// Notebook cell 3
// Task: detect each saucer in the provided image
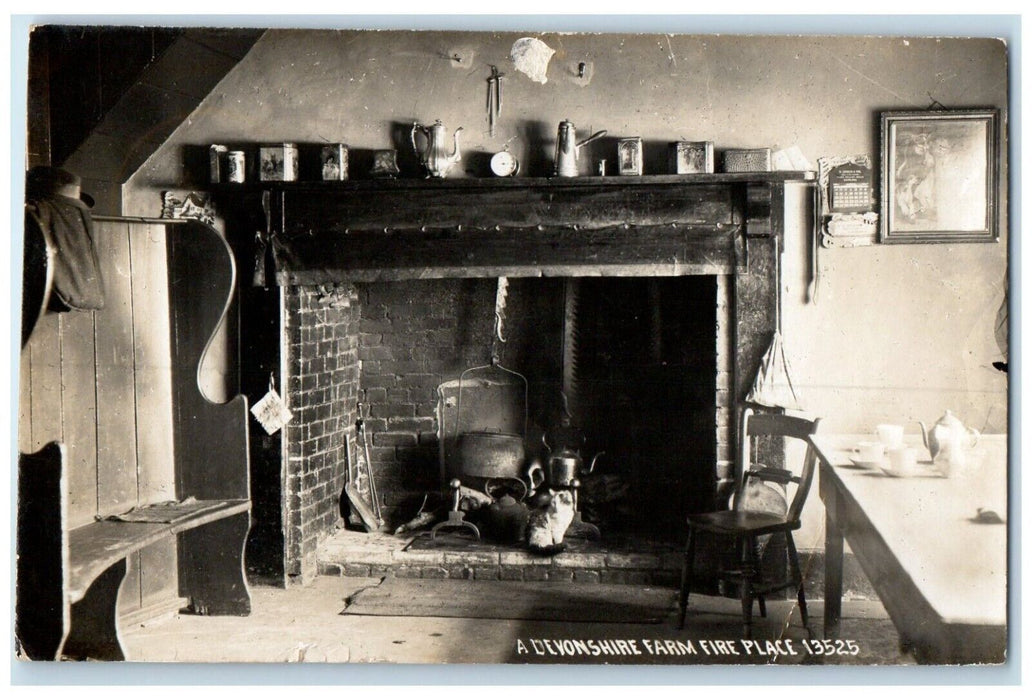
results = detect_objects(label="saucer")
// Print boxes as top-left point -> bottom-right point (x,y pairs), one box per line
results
878,462 -> 940,478
848,457 -> 884,470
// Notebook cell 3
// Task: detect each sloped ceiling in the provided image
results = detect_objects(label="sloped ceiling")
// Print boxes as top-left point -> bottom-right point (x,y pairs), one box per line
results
32,25 -> 265,213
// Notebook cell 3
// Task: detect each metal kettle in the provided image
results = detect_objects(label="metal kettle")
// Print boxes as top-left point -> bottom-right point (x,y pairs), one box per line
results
919,410 -> 980,476
554,120 -> 607,177
534,432 -> 603,488
411,119 -> 463,178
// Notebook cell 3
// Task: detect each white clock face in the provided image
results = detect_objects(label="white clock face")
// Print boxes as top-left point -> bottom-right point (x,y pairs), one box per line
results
490,151 -> 519,176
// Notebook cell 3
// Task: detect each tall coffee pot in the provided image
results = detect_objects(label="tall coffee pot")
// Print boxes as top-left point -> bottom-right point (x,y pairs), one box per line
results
554,120 -> 606,177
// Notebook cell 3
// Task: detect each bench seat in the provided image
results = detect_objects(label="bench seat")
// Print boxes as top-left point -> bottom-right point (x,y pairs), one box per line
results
68,500 -> 250,602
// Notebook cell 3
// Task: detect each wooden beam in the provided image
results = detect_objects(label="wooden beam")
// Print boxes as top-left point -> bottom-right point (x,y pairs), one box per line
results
212,173 -> 814,282
274,224 -> 739,284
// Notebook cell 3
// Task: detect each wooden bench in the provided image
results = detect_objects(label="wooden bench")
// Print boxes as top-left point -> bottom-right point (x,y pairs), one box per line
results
17,216 -> 252,661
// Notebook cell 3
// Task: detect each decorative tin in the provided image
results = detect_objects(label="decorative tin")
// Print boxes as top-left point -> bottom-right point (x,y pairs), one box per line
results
370,149 -> 400,178
259,143 -> 299,181
671,141 -> 714,174
321,144 -> 349,181
209,144 -> 228,182
723,148 -> 773,173
617,137 -> 644,176
226,151 -> 246,183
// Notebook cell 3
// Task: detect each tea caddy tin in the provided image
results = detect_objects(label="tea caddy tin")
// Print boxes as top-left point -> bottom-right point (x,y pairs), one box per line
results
723,148 -> 772,173
321,144 -> 349,181
209,144 -> 228,182
617,137 -> 644,176
226,151 -> 246,183
260,143 -> 299,182
671,141 -> 714,174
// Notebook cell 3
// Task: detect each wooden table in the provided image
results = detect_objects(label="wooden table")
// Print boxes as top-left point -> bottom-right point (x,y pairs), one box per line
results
815,434 -> 1008,664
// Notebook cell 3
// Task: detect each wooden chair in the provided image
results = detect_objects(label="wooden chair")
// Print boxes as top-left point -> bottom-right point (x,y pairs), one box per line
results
678,408 -> 821,638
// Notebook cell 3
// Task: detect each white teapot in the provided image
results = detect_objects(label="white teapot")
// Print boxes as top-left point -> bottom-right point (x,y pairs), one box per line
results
919,410 -> 980,477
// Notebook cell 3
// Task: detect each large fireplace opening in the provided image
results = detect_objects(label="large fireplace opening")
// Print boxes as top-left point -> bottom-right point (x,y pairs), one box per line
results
561,277 -> 717,536
225,174 -> 793,583
355,275 -> 722,544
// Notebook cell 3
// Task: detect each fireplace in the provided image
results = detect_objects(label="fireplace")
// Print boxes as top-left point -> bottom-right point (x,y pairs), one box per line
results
354,274 -> 724,535
219,173 -> 808,584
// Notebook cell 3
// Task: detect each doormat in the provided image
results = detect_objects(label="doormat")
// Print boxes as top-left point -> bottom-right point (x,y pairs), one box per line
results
341,577 -> 677,623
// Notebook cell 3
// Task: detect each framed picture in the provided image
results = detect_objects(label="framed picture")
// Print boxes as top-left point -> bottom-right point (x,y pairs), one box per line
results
880,109 -> 999,243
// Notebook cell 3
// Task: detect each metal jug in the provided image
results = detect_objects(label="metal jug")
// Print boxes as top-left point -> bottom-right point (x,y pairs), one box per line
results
554,120 -> 606,177
411,120 -> 462,178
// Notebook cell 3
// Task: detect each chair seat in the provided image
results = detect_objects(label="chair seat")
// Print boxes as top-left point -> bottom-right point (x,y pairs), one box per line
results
687,509 -> 800,536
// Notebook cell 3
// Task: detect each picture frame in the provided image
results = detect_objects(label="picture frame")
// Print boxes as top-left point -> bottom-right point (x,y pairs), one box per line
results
880,109 -> 999,243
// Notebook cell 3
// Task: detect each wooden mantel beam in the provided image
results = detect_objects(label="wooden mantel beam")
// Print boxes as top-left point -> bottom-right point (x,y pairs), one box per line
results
214,172 -> 813,282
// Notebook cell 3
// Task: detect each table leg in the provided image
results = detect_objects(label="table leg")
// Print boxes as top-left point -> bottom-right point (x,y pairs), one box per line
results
824,510 -> 844,640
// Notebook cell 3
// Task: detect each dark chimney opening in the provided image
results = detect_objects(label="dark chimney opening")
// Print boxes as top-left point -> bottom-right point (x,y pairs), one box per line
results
353,276 -> 720,541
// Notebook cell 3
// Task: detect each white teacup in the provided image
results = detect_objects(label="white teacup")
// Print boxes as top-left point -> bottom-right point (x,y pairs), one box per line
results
886,446 -> 918,477
876,424 -> 905,448
856,441 -> 885,463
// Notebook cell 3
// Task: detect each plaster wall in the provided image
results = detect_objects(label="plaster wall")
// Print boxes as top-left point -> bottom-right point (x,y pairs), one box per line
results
123,29 -> 1009,552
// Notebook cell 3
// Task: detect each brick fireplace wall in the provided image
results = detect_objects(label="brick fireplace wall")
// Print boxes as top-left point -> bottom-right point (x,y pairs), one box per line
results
281,284 -> 361,582
357,279 -> 498,513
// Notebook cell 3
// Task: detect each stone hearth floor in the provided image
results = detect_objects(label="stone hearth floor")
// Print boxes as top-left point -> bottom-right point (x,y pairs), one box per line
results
318,527 -> 684,586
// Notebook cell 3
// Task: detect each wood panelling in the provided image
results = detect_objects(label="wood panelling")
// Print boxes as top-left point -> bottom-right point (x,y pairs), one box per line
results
130,223 -> 176,502
60,310 -> 99,529
18,218 -> 177,617
28,312 -> 63,451
93,220 -> 141,516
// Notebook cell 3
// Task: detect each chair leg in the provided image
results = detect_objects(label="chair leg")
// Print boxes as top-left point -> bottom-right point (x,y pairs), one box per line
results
678,528 -> 696,629
786,531 -> 810,634
751,537 -> 767,618
740,536 -> 757,639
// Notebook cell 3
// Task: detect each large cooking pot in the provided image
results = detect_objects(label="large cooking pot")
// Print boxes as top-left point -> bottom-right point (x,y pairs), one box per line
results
455,431 -> 526,481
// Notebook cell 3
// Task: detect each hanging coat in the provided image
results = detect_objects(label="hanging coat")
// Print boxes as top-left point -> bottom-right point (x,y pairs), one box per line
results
24,167 -> 105,311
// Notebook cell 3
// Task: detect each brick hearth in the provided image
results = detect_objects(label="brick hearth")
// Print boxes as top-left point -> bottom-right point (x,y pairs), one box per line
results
316,529 -> 878,601
317,529 -> 684,586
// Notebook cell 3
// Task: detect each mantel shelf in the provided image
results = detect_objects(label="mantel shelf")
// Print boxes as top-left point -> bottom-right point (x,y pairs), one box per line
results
213,171 -> 815,194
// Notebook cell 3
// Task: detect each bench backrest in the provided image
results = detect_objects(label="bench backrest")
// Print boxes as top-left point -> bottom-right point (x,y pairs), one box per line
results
18,217 -> 249,526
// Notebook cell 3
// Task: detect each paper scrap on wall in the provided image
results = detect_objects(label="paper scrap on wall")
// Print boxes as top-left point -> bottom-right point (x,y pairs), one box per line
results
251,386 -> 293,435
511,37 -> 555,84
